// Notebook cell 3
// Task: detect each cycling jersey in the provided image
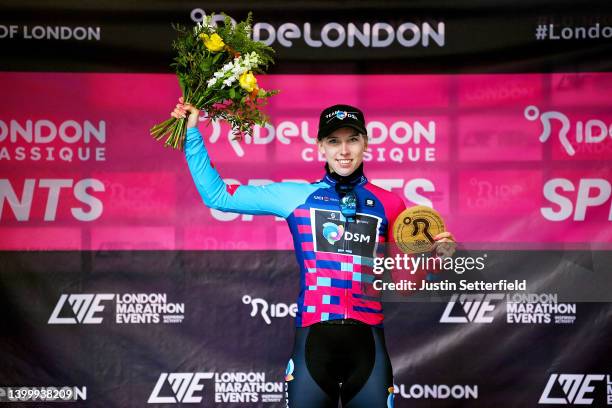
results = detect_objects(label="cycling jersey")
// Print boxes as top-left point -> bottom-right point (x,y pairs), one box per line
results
185,127 -> 406,328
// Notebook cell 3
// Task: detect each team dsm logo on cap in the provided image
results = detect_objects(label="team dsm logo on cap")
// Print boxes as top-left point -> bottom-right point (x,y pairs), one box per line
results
325,110 -> 358,121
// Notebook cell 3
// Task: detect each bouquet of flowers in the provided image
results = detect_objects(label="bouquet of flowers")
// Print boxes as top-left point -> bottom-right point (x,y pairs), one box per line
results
150,12 -> 278,149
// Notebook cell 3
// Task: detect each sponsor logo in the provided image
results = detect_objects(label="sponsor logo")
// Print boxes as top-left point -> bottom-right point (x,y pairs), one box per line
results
148,373 -> 214,403
325,110 -> 358,121
0,25 -> 101,41
0,119 -> 106,163
393,384 -> 478,400
541,178 -> 612,222
190,11 -> 445,49
0,178 -> 105,222
440,293 -> 504,323
440,293 -> 577,324
313,195 -> 334,202
48,293 -> 185,325
149,371 -> 284,404
48,294 -> 114,324
312,209 -> 380,256
366,198 -> 375,207
322,222 -> 344,244
506,293 -> 576,324
242,295 -> 297,325
196,117 -> 438,164
465,176 -> 526,213
539,374 -> 611,405
0,119 -> 108,223
525,105 -> 612,156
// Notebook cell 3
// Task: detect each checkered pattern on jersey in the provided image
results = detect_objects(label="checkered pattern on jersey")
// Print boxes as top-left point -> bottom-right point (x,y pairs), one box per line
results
292,207 -> 386,327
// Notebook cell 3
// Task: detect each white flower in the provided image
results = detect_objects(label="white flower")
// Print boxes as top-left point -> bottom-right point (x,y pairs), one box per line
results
199,15 -> 214,30
231,65 -> 244,75
206,50 -> 263,89
194,16 -> 215,36
221,60 -> 236,73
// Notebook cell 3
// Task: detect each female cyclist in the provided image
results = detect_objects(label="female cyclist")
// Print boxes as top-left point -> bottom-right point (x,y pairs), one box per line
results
171,98 -> 455,407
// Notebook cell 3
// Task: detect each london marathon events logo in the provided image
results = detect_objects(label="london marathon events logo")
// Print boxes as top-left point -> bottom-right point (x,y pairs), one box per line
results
439,293 -> 576,325
148,371 -> 284,404
48,293 -> 185,324
539,373 -> 612,405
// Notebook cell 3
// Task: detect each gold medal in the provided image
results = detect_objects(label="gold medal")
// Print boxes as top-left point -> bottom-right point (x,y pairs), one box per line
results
392,205 -> 445,254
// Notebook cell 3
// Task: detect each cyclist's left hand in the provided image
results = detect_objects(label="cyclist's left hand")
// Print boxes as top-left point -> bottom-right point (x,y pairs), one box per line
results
431,231 -> 456,258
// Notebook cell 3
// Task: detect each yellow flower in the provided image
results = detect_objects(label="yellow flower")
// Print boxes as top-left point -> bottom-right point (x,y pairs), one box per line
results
199,32 -> 225,52
239,71 -> 257,92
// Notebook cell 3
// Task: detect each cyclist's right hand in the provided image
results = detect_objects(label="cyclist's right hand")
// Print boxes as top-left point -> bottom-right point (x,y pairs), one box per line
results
171,97 -> 200,128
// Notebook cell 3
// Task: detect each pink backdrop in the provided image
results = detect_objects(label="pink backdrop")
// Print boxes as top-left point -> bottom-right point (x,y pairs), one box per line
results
1,72 -> 611,250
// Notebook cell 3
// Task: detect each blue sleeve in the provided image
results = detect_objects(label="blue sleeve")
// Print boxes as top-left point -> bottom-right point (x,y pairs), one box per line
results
185,127 -> 317,218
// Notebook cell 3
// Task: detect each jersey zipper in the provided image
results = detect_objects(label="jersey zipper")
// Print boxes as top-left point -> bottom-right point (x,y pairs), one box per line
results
343,218 -> 349,323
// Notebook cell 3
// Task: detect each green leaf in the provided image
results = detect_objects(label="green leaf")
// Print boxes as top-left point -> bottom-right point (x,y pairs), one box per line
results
178,76 -> 187,95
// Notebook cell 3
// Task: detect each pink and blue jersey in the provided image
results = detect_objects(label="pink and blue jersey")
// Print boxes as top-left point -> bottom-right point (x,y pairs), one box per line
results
185,127 -> 406,327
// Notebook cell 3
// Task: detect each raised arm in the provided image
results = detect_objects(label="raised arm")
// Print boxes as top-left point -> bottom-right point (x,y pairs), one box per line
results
174,98 -> 315,218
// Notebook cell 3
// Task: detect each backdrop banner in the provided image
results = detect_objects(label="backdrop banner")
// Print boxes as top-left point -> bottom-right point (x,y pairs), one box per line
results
1,250 -> 611,407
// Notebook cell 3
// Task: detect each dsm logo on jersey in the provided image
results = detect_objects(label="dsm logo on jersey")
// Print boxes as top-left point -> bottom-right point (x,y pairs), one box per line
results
312,209 -> 380,257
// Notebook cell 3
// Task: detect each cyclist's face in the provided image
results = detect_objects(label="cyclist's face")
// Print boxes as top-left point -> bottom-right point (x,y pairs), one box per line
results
318,127 -> 368,177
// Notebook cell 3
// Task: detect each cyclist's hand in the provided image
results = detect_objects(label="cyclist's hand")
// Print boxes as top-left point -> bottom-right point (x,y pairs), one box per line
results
431,231 -> 456,258
171,96 -> 200,128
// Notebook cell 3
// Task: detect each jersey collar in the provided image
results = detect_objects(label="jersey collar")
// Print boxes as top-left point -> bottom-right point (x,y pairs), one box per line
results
322,162 -> 367,188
